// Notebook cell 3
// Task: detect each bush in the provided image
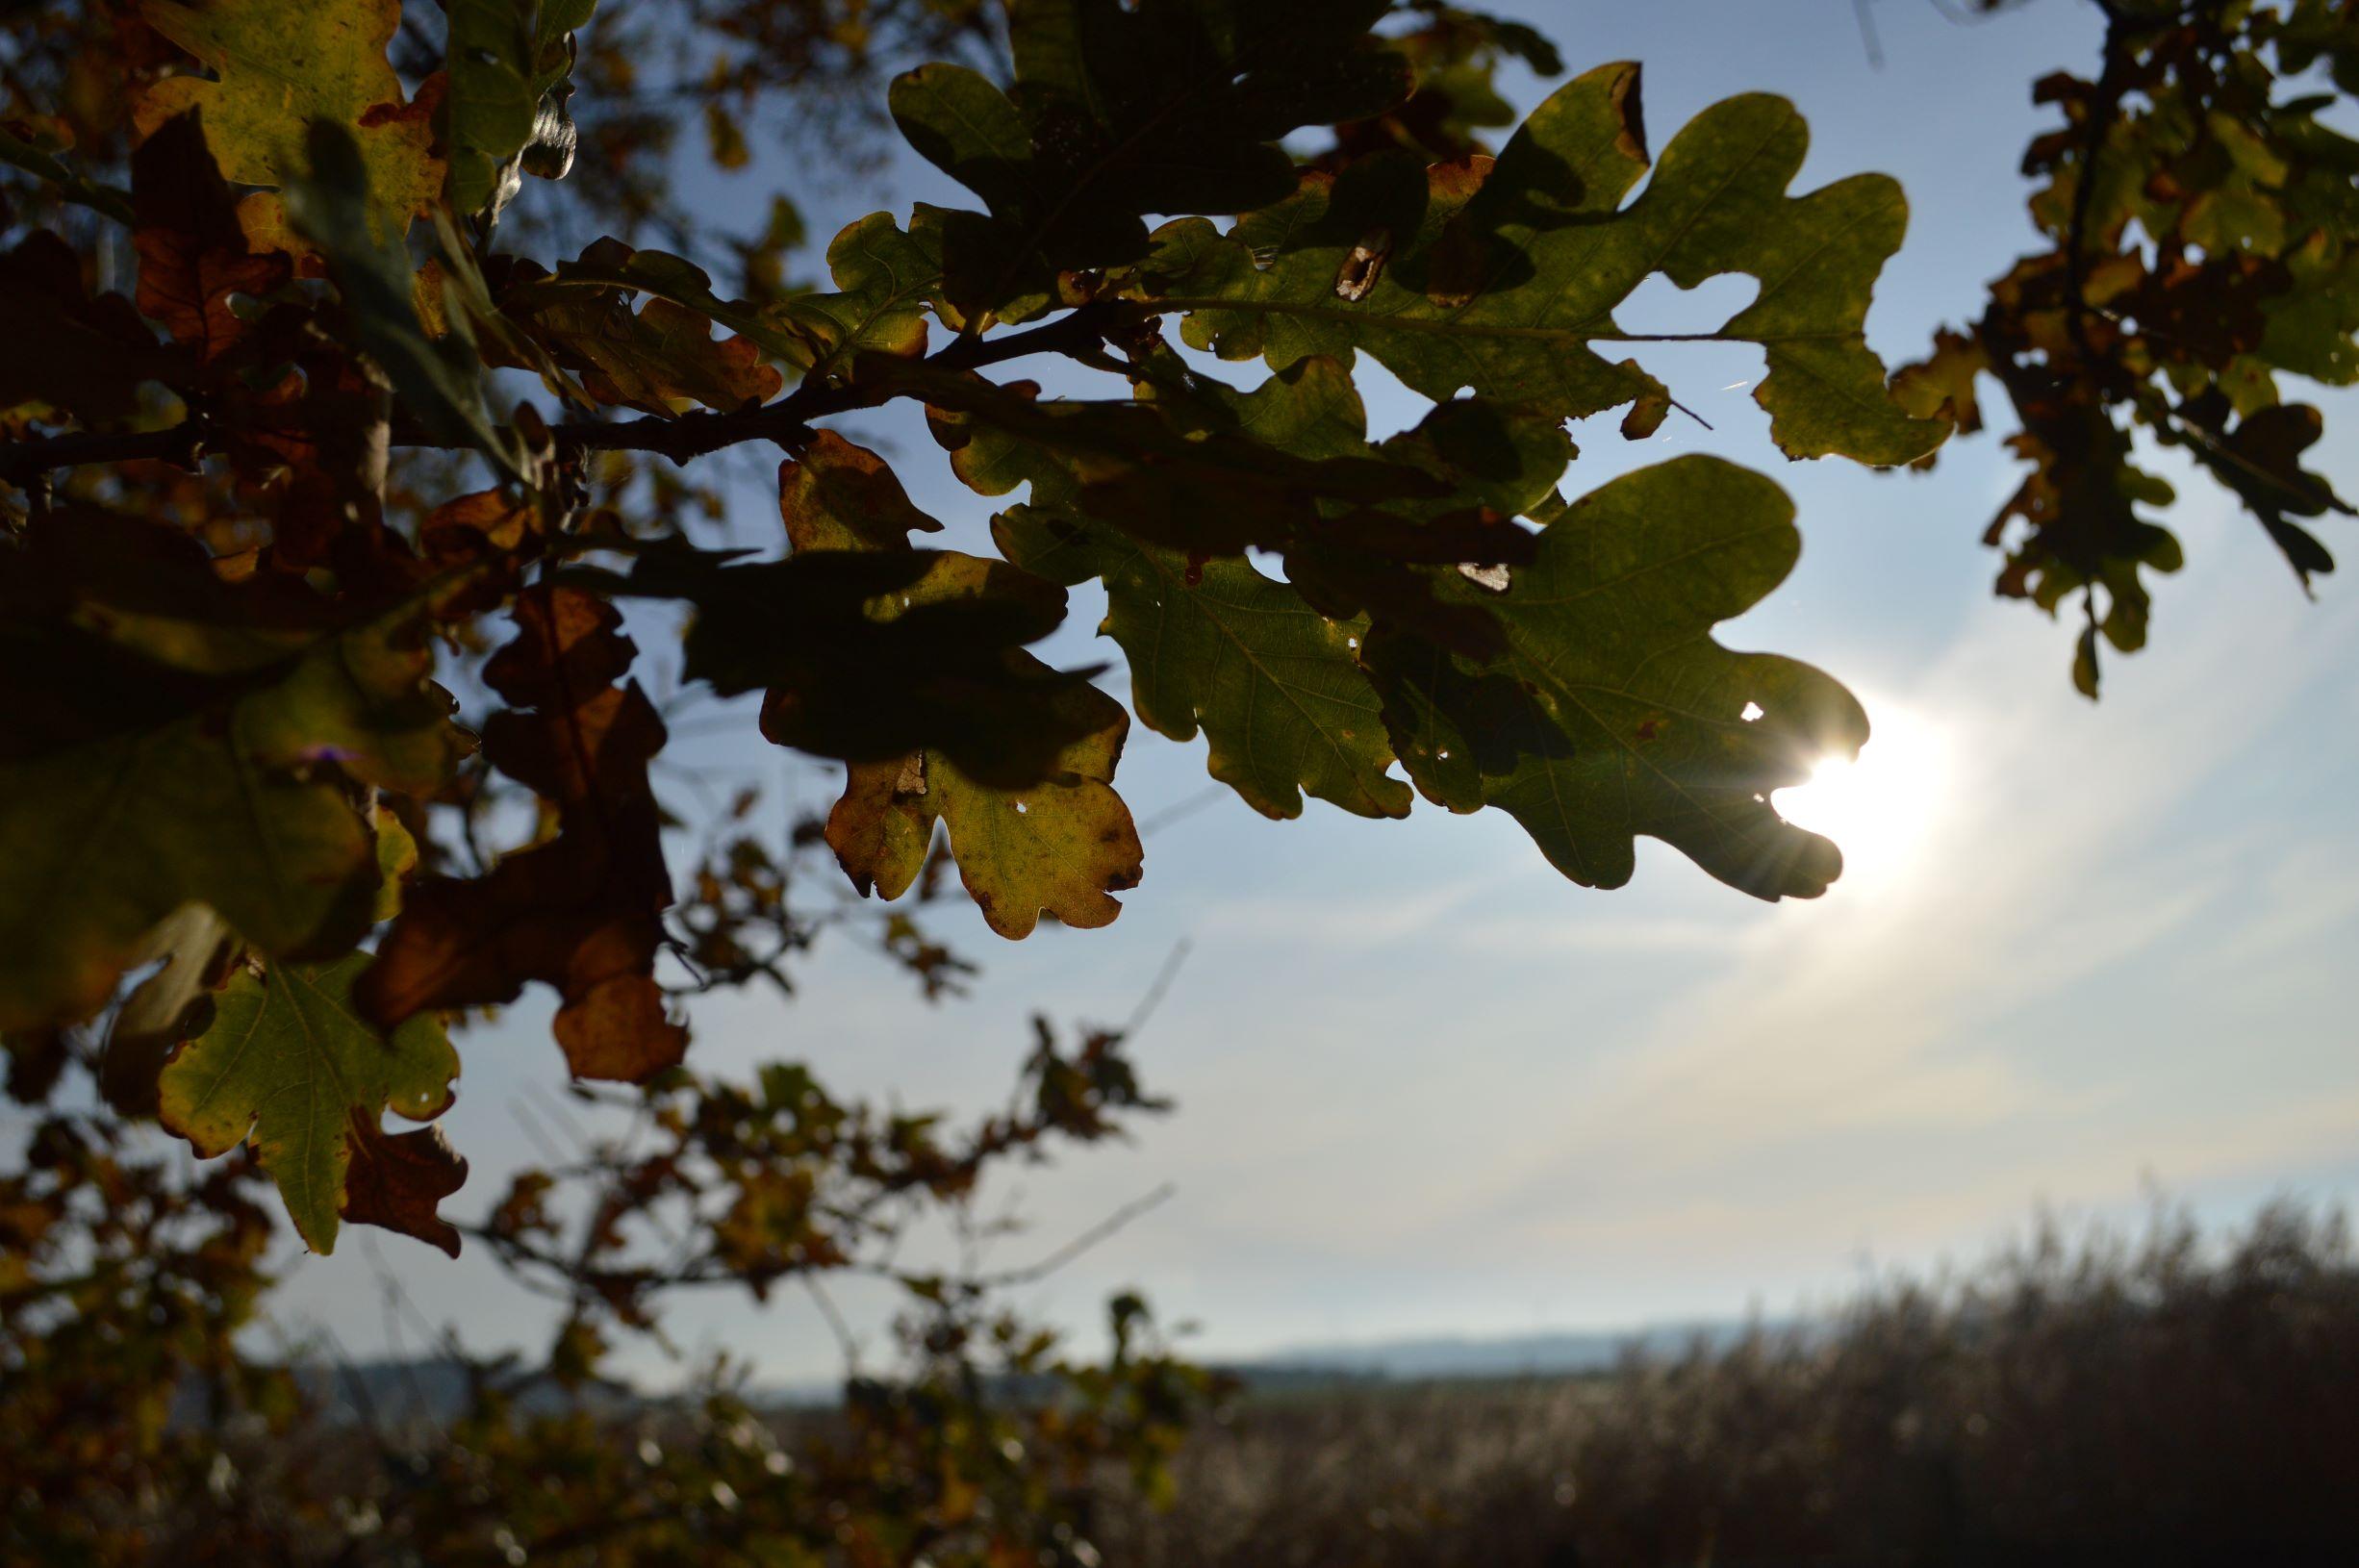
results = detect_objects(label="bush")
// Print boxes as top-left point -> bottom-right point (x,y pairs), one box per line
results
1100,1202 -> 2359,1568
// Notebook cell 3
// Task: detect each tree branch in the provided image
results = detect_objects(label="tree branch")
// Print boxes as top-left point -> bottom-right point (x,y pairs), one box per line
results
977,1182 -> 1177,1290
0,302 -> 1126,486
2063,6 -> 2134,367
0,420 -> 208,485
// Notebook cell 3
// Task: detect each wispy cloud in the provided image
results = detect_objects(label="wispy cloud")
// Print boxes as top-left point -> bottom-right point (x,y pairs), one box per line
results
1444,496 -> 2359,1258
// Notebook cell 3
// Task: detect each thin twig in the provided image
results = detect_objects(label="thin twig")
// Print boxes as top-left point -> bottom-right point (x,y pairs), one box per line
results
802,1274 -> 863,1374
1668,394 -> 1715,432
1854,0 -> 1886,70
1122,940 -> 1193,1040
977,1183 -> 1176,1288
505,1095 -> 573,1169
1136,784 -> 1228,836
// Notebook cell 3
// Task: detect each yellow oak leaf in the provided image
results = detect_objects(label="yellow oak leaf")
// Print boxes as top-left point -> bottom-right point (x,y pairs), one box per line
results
137,0 -> 444,240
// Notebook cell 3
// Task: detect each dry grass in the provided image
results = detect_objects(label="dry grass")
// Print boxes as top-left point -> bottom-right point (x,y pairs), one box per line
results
1094,1201 -> 2359,1567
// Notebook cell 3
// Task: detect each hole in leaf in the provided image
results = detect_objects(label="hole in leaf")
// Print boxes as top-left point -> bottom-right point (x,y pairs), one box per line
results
1617,270 -> 1761,335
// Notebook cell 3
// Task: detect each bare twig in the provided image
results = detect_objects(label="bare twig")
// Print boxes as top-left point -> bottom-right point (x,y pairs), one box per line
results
803,1274 -> 863,1374
1136,784 -> 1228,837
1122,940 -> 1193,1040
1854,0 -> 1886,70
977,1183 -> 1176,1289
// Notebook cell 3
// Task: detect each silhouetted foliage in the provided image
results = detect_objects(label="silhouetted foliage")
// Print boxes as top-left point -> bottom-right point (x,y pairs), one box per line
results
1897,0 -> 2359,694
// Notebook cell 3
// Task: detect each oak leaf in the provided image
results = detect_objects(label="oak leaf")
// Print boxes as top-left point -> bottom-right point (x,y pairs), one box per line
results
782,438 -> 1143,937
286,123 -> 533,483
0,514 -> 471,1032
340,1118 -> 469,1257
130,112 -> 292,366
968,357 -> 1569,820
1362,455 -> 1868,901
891,0 -> 1409,314
595,532 -> 1104,791
504,221 -> 938,395
160,952 -> 462,1254
1142,63 -> 1946,466
515,289 -> 783,414
136,0 -> 444,242
102,903 -> 238,1118
444,0 -> 595,221
0,232 -> 178,424
359,588 -> 686,1083
766,213 -> 942,375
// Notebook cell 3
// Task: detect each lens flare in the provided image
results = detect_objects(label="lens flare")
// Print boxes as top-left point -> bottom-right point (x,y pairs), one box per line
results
1772,702 -> 1950,887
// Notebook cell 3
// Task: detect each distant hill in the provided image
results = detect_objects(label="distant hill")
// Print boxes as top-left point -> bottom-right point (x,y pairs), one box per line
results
1230,1320 -> 1776,1385
256,1356 -> 640,1426
238,1322 -> 1786,1425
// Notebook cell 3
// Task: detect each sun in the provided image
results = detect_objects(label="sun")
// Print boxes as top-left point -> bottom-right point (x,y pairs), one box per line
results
1771,701 -> 1952,886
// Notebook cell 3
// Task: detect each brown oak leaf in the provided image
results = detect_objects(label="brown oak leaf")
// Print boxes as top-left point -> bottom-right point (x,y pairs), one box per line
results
0,232 -> 178,424
340,1115 -> 468,1257
131,111 -> 290,365
359,587 -> 685,1082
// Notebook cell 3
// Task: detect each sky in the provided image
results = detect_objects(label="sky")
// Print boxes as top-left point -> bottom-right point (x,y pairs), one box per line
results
264,0 -> 2359,1383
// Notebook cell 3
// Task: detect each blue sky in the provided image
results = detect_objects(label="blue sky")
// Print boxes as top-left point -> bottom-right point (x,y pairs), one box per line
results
267,0 -> 2359,1381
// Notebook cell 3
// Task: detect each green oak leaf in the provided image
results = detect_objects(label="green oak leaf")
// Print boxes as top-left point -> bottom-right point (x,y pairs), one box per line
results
899,355 -> 1446,562
1361,455 -> 1869,901
890,0 -> 1408,316
2259,228 -> 2359,387
0,531 -> 473,1031
1140,62 -> 1946,467
780,435 -> 1143,936
160,952 -> 459,1254
512,218 -> 940,390
962,358 -> 1415,821
961,353 -> 1572,820
765,213 -> 943,378
444,0 -> 538,219
1001,509 -> 1406,822
444,0 -> 592,220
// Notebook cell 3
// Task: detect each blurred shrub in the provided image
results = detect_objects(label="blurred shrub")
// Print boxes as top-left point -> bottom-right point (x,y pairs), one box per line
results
1099,1201 -> 2359,1567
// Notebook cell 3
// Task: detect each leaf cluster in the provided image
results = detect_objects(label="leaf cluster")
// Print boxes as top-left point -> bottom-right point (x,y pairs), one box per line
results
0,0 -> 1959,1254
4,995 -> 1211,1566
3,0 -> 2356,1555
0,0 -> 2348,1323
1895,0 -> 2359,695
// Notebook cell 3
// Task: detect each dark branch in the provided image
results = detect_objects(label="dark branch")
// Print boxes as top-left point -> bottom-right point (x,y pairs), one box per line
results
0,302 -> 1126,486
2063,5 -> 2134,366
0,420 -> 208,485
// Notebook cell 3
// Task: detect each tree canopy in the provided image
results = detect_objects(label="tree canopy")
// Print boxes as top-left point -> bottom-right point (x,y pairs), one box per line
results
4,0 -> 2355,1257
3,0 -> 2355,1560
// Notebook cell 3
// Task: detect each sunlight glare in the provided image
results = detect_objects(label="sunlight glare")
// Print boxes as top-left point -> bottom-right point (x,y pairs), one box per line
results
1771,703 -> 1951,886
